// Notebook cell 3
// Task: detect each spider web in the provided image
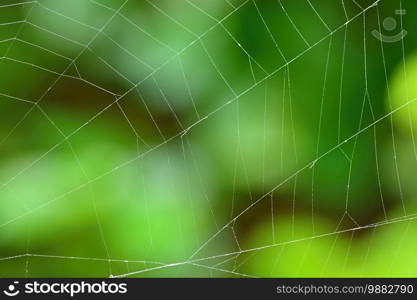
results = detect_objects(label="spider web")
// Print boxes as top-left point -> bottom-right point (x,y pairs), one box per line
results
0,0 -> 417,277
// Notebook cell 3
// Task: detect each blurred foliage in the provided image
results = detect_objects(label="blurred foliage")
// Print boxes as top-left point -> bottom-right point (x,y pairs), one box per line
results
1,0 -> 417,277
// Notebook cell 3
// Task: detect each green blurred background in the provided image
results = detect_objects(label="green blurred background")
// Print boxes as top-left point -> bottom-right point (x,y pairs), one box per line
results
1,0 -> 417,277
